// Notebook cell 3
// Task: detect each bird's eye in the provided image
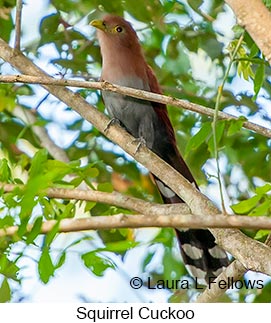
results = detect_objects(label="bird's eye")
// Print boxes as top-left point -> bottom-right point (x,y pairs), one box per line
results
115,26 -> 123,33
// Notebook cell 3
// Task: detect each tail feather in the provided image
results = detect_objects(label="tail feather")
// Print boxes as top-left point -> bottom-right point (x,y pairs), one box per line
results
176,228 -> 229,284
153,175 -> 229,284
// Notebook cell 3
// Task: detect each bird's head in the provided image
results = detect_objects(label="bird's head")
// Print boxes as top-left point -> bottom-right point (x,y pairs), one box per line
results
90,14 -> 140,50
90,15 -> 147,82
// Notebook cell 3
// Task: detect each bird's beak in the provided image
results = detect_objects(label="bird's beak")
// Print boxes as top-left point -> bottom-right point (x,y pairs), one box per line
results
90,19 -> 106,31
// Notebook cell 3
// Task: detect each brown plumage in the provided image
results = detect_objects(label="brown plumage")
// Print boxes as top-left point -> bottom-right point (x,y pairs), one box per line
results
91,14 -> 229,284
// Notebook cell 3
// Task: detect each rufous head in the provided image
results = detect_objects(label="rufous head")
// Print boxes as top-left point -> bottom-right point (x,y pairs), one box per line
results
90,14 -> 141,50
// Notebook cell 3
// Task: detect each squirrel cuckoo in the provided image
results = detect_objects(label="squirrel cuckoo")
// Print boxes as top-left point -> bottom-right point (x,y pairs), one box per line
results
91,15 -> 229,284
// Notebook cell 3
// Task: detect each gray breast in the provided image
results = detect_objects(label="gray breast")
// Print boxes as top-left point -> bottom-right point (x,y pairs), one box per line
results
102,76 -> 158,149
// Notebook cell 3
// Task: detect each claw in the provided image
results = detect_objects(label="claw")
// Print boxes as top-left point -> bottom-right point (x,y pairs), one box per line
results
132,136 -> 146,154
104,118 -> 121,132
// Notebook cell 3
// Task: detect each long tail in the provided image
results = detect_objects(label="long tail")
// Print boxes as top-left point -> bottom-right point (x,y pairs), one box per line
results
153,169 -> 229,284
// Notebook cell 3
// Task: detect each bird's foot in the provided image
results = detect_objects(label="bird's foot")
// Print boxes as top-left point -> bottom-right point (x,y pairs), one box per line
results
104,118 -> 121,132
132,136 -> 146,154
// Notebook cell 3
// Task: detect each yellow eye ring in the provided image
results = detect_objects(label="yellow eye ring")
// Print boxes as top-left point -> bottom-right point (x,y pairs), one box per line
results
115,26 -> 123,33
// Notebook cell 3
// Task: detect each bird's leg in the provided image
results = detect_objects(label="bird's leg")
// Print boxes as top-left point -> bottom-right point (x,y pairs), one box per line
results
131,136 -> 146,154
104,117 -> 121,133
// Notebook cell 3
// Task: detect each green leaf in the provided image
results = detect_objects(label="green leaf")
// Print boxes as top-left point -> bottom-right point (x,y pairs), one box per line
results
38,247 -> 55,284
263,0 -> 271,9
162,247 -> 184,282
232,184 -> 271,216
19,176 -> 45,219
0,254 -> 19,281
55,252 -> 66,270
59,202 -> 76,219
187,0 -> 203,13
0,215 -> 14,229
0,159 -> 12,182
0,14 -> 13,42
231,195 -> 262,214
254,230 -> 269,240
15,84 -> 34,96
29,149 -> 48,178
104,240 -> 138,253
0,278 -> 11,303
142,251 -> 156,270
255,183 -> 271,195
185,122 -> 212,156
250,198 -> 271,216
0,95 -> 16,112
83,166 -> 99,178
254,281 -> 271,302
253,63 -> 265,100
81,252 -> 116,277
232,25 -> 245,37
97,182 -> 114,193
46,160 -> 73,181
45,221 -> 60,246
41,197 -> 56,219
26,216 -> 43,244
227,117 -> 247,136
69,177 -> 83,187
39,13 -> 61,45
249,44 -> 260,58
84,201 -> 97,212
238,60 -> 254,81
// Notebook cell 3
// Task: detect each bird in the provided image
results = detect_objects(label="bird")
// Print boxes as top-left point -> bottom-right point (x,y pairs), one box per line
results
90,14 -> 229,284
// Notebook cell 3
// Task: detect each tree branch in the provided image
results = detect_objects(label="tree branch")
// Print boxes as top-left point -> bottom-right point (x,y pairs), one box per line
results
225,0 -> 271,64
0,211 -> 271,237
0,74 -> 270,138
2,183 -> 271,231
1,182 -> 190,216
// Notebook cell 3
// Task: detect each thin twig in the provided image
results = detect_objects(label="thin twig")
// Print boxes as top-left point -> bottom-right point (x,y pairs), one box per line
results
14,0 -> 23,50
212,33 -> 245,213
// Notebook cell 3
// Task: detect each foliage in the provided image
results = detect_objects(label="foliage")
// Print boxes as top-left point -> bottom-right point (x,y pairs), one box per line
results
0,0 -> 270,302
